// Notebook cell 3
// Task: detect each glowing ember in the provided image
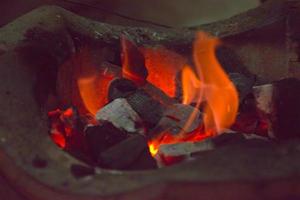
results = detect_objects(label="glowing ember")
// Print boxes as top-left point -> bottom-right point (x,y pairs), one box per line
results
143,47 -> 186,97
48,108 -> 77,148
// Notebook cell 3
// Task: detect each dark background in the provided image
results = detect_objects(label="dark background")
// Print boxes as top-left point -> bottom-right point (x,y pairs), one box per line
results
0,0 -> 259,27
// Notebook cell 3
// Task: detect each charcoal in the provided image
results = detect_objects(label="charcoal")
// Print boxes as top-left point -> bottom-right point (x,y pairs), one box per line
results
121,36 -> 148,85
126,89 -> 164,128
148,104 -> 202,140
253,78 -> 300,139
85,122 -> 129,161
163,104 -> 202,134
157,139 -> 214,157
108,78 -> 138,101
95,98 -> 144,134
99,135 -> 157,170
142,82 -> 177,106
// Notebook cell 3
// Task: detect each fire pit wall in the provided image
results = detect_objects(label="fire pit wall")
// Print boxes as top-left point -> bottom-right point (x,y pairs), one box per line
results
0,5 -> 300,200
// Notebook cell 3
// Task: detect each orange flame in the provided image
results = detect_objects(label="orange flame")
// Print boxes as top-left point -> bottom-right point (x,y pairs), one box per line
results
189,32 -> 239,133
148,32 -> 239,156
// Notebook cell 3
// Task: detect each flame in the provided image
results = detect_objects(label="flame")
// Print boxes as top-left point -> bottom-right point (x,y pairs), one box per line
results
189,32 -> 239,133
149,32 -> 239,156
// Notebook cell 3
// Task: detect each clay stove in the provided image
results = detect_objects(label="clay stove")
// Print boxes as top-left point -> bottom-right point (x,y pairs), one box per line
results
0,1 -> 300,199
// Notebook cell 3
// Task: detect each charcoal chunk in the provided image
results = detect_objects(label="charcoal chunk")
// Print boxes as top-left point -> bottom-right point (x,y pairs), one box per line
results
126,89 -> 164,128
99,135 -> 157,170
85,122 -> 129,161
108,78 -> 137,101
253,78 -> 300,139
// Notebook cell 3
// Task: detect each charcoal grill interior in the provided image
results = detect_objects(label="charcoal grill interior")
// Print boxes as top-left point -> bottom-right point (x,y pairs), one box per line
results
0,1 -> 300,199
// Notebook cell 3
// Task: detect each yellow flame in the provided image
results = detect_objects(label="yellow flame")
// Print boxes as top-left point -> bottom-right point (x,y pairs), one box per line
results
182,31 -> 239,134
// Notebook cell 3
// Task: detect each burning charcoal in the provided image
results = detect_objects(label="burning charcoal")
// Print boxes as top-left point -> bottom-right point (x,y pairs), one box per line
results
121,35 -> 148,85
148,104 -> 202,141
162,104 -> 202,134
108,78 -> 138,101
95,98 -> 145,134
126,89 -> 164,128
154,139 -> 214,167
253,78 -> 300,139
99,135 -> 157,170
157,139 -> 214,157
85,122 -> 129,161
142,82 -> 177,106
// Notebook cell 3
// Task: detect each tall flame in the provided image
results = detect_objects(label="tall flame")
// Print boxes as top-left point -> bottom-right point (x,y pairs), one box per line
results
149,32 -> 239,156
183,32 -> 239,134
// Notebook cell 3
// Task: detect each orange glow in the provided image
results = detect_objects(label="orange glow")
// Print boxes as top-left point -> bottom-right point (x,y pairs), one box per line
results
77,73 -> 114,116
143,47 -> 186,97
76,49 -> 115,116
149,32 -> 239,156
121,36 -> 147,85
148,126 -> 212,156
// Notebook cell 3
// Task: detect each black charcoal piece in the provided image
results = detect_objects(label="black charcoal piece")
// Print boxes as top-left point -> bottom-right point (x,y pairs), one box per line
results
126,89 -> 164,128
108,78 -> 137,101
85,122 -> 129,161
99,134 -> 157,170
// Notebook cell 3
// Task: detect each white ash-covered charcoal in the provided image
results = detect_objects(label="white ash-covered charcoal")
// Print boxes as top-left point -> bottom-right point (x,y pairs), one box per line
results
162,104 -> 202,134
253,78 -> 300,139
107,78 -> 138,101
156,133 -> 269,162
95,98 -> 145,134
157,139 -> 214,158
99,135 -> 157,170
85,122 -> 129,161
149,103 -> 203,139
126,89 -> 164,128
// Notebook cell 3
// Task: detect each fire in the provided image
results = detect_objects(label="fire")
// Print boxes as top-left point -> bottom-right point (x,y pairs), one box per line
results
54,33 -> 238,160
149,32 -> 239,156
190,32 -> 239,133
